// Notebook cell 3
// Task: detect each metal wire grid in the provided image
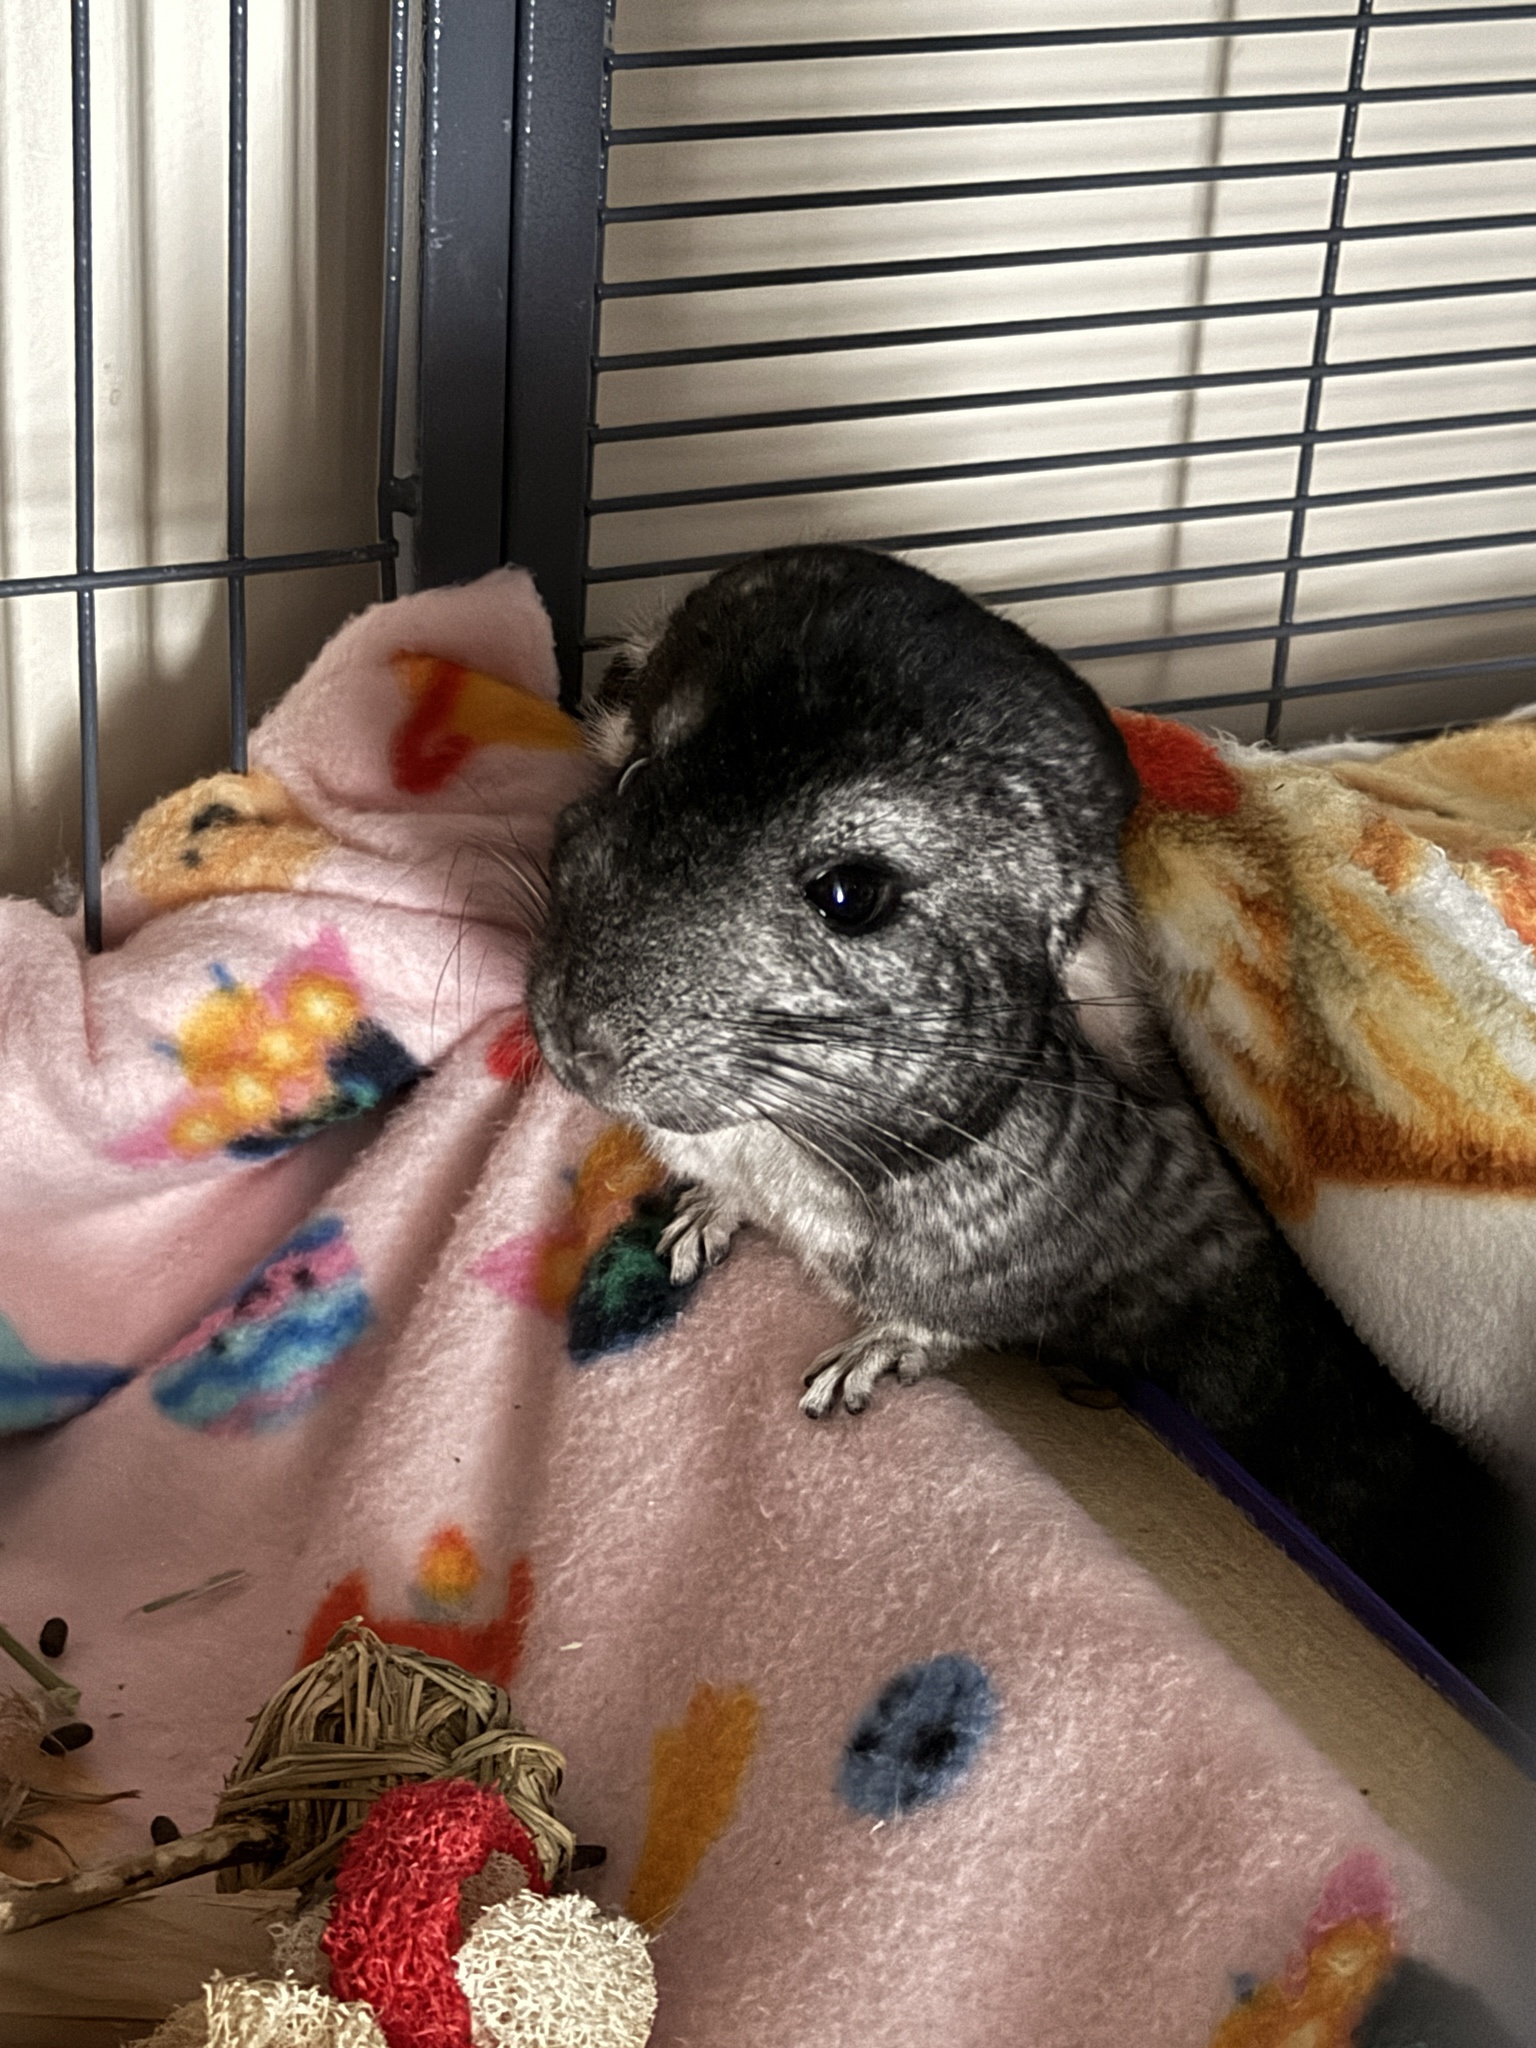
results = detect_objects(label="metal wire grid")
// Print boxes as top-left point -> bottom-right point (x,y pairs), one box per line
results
0,0 -> 414,952
522,2 -> 1536,730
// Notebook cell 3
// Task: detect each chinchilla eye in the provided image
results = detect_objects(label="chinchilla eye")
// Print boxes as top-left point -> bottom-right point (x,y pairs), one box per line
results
616,755 -> 650,795
803,864 -> 902,935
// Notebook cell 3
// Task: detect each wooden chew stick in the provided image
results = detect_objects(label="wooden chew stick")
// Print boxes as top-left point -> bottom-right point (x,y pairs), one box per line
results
0,1817 -> 278,1934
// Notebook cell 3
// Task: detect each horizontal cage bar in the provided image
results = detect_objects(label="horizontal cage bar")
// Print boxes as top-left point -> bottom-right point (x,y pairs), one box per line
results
1058,591 -> 1536,664
1138,652 -> 1536,718
598,209 -> 1536,303
580,468 -> 1536,588
594,274 -> 1536,373
611,8 -> 1536,68
973,526 -> 1536,610
607,77 -> 1536,148
588,405 -> 1536,515
592,343 -> 1536,446
602,145 -> 1536,226
0,543 -> 396,605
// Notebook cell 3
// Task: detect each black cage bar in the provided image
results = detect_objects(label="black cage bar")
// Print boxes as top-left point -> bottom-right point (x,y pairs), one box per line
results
0,0 -> 418,950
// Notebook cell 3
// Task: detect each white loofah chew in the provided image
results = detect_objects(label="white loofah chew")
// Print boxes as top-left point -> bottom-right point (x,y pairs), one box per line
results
455,1891 -> 656,2048
268,1901 -> 334,1991
140,1972 -> 387,2048
137,1996 -> 210,2048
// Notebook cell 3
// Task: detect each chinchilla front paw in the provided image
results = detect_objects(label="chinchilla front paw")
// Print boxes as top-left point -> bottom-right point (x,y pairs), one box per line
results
656,1183 -> 742,1285
800,1327 -> 959,1418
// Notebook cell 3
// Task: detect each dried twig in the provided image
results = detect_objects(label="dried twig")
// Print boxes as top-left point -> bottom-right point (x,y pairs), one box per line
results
0,1817 -> 279,1933
0,1625 -> 81,1720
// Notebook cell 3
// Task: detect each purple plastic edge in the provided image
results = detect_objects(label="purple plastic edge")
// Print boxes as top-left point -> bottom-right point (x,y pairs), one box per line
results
1125,1377 -> 1536,1780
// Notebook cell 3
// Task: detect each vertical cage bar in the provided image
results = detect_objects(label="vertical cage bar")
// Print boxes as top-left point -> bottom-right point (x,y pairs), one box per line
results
504,0 -> 614,701
414,0 -> 517,588
70,0 -> 101,953
1157,0 -> 1237,666
1263,0 -> 1374,743
226,0 -> 249,769
376,0 -> 412,602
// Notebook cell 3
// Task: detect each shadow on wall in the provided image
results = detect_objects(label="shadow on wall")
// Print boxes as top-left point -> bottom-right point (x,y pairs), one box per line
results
0,0 -> 391,902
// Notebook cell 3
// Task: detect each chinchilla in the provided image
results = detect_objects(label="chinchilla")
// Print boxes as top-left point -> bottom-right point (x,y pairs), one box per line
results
527,543 -> 1527,1685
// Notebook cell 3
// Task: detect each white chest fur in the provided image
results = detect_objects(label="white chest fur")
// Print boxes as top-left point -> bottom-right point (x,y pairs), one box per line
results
645,1121 -> 868,1291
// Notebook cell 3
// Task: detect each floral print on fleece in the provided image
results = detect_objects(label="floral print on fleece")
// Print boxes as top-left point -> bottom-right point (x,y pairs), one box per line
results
110,928 -> 423,1166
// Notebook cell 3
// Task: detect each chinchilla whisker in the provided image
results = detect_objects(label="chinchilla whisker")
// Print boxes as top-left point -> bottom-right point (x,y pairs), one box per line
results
755,1072 -> 916,1180
432,898 -> 475,1046
745,1008 -> 1061,1062
766,1015 -> 1163,1114
491,878 -> 549,932
461,851 -> 544,928
1058,995 -> 1152,1008
489,870 -> 550,926
451,759 -> 553,887
872,1042 -> 1163,1119
782,1133 -> 877,1215
752,1102 -> 878,1215
741,1065 -> 903,1188
429,839 -> 487,1046
754,1045 -> 1092,1233
476,835 -> 550,891
749,1041 -> 997,1162
743,1016 -> 1157,1122
469,835 -> 551,918
493,814 -> 552,889
746,1057 -> 943,1177
757,998 -> 1146,1022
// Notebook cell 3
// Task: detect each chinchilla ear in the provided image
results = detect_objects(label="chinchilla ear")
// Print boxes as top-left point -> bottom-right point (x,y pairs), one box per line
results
1058,889 -> 1184,1101
582,647 -> 647,767
582,613 -> 716,767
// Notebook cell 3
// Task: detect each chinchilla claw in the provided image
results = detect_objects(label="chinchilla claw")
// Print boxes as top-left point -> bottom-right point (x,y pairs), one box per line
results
799,1329 -> 938,1419
657,1184 -> 741,1286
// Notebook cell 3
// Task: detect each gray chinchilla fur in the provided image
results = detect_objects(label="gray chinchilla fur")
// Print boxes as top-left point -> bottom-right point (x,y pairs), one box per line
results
527,543 -> 1528,1689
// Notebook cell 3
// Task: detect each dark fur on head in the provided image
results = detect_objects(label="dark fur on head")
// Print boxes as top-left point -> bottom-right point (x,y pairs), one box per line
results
529,544 -> 1527,1687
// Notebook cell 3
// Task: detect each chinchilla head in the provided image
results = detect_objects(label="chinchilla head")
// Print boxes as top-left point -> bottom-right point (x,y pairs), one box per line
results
526,544 -> 1144,1168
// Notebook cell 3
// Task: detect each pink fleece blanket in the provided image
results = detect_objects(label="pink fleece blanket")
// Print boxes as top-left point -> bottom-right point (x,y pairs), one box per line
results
0,572 -> 1523,2044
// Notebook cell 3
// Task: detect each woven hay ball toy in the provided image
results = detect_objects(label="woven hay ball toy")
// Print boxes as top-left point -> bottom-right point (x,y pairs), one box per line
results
0,1622 -> 572,1928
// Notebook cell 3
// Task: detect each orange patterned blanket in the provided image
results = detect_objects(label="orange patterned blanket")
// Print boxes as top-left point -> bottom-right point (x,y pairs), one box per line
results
1116,707 -> 1536,1478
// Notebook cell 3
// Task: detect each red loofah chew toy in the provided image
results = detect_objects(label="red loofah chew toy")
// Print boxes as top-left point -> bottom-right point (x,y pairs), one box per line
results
322,1777 -> 548,2048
